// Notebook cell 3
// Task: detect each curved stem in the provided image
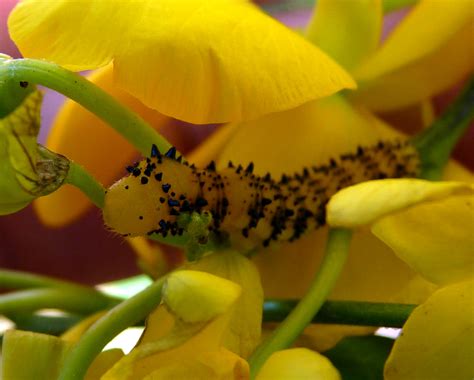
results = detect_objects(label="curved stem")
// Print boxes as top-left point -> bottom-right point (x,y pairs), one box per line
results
412,76 -> 474,180
58,276 -> 166,380
0,288 -> 118,314
0,58 -> 173,157
264,300 -> 415,328
248,228 -> 352,377
66,161 -> 106,209
0,269 -> 93,290
6,312 -> 83,336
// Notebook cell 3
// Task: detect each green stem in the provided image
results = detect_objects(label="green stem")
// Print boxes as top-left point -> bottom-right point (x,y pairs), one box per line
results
6,312 -> 83,336
0,268 -> 92,290
264,300 -> 415,328
248,228 -> 352,378
412,76 -> 474,180
65,161 -> 106,209
0,288 -> 118,314
0,58 -> 173,157
58,276 -> 166,380
382,0 -> 418,13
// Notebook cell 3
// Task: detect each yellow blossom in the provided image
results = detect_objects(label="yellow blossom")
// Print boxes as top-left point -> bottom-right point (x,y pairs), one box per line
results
325,176 -> 474,379
385,280 -> 474,380
5,0 -> 473,362
8,0 -> 355,224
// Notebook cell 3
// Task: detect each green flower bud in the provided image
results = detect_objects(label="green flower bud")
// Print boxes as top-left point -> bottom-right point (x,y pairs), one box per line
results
0,90 -> 69,215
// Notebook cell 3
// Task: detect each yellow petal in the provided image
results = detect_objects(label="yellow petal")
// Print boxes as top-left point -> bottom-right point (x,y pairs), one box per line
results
327,179 -> 473,227
216,95 -> 399,176
8,0 -> 137,70
185,250 -> 263,358
164,270 -> 241,323
33,65 -> 171,227
256,348 -> 340,380
385,280 -> 474,380
354,0 -> 473,81
142,348 -> 249,380
114,1 -> 355,124
10,0 -> 355,124
352,21 -> 474,111
306,0 -> 383,71
372,193 -> 474,285
103,309 -> 238,379
85,349 -> 124,380
2,330 -> 72,380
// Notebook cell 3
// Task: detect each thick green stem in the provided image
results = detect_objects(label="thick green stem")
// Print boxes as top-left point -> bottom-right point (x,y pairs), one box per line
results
412,76 -> 474,180
264,300 -> 415,328
58,276 -> 166,380
382,0 -> 418,13
0,268 -> 92,290
65,161 -> 106,209
248,228 -> 352,378
0,58 -> 173,157
0,288 -> 118,314
6,312 -> 83,336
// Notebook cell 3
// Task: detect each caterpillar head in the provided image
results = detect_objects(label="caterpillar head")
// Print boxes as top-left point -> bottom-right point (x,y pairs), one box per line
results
103,147 -> 198,237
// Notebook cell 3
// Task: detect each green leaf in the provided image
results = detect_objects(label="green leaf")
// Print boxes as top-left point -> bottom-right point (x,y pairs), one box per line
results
324,335 -> 394,380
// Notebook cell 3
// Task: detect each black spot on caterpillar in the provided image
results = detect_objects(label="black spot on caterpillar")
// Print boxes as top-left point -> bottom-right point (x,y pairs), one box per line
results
103,140 -> 419,250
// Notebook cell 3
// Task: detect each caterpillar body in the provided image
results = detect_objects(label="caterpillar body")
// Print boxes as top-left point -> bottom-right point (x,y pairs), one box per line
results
103,140 -> 419,250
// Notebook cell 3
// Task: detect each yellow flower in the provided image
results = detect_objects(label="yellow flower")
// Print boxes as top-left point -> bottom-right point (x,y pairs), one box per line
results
325,179 -> 474,379
98,270 -> 340,380
7,0 -> 473,357
8,0 -> 354,225
186,0 -> 473,349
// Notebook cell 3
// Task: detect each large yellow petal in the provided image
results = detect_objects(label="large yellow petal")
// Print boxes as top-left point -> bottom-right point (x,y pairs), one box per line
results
385,280 -> 474,380
216,95 -> 399,175
184,250 -> 263,358
354,0 -> 473,81
327,179 -> 473,227
352,21 -> 474,111
372,193 -> 474,285
306,0 -> 382,71
114,1 -> 355,124
9,0 -> 355,124
8,0 -> 137,70
33,65 -> 171,227
256,348 -> 340,380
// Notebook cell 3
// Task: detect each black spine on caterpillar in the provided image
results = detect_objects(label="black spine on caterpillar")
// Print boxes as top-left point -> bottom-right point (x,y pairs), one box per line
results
103,140 -> 420,250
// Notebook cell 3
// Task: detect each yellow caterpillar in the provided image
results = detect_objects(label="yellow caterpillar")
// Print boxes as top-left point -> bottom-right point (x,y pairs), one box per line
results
103,141 -> 419,250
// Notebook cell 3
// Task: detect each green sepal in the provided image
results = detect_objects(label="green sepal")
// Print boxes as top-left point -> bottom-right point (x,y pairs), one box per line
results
0,90 -> 70,214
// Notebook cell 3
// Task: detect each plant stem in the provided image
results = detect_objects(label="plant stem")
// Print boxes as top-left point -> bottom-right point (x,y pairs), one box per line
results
264,300 -> 415,328
6,312 -> 83,336
0,58 -> 173,157
382,0 -> 418,13
65,161 -> 106,208
412,76 -> 474,180
0,269 -> 91,290
58,276 -> 166,380
0,288 -> 118,314
248,228 -> 352,378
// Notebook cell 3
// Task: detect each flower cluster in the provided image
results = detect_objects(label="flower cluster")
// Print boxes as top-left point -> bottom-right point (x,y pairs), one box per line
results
0,0 -> 473,379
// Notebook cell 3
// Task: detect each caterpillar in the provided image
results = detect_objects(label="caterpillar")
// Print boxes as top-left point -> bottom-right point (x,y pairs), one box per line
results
103,140 -> 419,250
